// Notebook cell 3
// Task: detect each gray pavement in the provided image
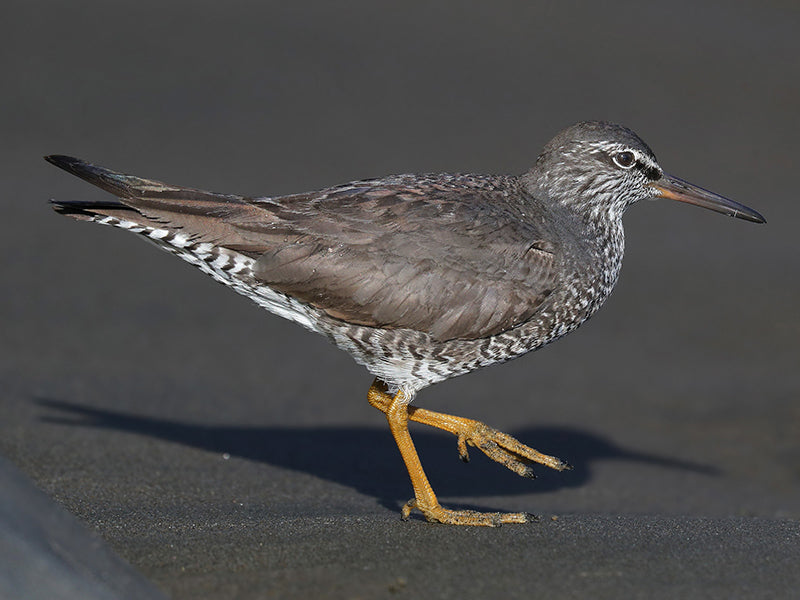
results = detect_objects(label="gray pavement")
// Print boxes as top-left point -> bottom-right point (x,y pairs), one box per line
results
2,1 -> 799,598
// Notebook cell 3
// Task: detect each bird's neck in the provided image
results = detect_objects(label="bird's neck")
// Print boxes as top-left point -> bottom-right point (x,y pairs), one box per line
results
558,196 -> 627,309
522,169 -> 627,225
520,173 -> 626,292
557,209 -> 626,335
587,211 -> 626,295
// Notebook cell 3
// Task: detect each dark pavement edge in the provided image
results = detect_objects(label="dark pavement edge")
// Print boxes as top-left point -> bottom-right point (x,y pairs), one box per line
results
0,454 -> 167,600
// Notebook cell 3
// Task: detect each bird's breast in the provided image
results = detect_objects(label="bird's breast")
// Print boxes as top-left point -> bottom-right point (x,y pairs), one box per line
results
476,219 -> 626,361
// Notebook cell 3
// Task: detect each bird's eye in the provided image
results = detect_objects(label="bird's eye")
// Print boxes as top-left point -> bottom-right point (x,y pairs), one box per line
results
613,151 -> 635,169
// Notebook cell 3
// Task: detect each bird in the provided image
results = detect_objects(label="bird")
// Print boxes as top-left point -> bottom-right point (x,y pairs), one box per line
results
46,121 -> 765,526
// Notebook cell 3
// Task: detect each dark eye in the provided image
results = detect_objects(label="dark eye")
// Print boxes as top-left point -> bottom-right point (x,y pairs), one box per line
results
613,151 -> 635,169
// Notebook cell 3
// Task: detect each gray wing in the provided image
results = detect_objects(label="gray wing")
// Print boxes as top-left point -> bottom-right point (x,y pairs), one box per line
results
249,177 -> 560,341
47,156 -> 560,341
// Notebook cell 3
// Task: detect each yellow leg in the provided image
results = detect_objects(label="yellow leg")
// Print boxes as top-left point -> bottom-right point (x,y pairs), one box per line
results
368,379 -> 566,526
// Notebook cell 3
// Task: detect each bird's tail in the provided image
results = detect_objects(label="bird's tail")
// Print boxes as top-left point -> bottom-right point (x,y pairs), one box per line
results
45,154 -> 171,199
46,155 -> 270,255
46,154 -> 201,227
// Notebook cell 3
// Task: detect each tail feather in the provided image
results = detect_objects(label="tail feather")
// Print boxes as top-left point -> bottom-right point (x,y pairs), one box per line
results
49,198 -> 164,227
44,155 -> 244,207
45,155 -> 172,199
46,155 -> 274,253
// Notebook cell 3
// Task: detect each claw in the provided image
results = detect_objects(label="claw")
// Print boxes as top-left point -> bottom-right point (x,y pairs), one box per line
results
466,423 -> 570,474
524,513 -> 541,522
454,424 -> 566,479
401,499 -> 417,521
457,434 -> 470,462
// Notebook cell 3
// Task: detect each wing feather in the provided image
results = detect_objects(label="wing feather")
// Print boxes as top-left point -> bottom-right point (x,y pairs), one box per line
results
250,179 -> 561,340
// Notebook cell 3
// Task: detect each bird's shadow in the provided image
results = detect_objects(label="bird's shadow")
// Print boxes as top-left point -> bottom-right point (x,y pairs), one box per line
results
36,398 -> 717,513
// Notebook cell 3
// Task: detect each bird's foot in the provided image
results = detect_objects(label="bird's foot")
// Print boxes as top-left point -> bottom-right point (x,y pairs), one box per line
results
401,498 -> 538,527
455,421 -> 572,478
368,379 -> 572,478
367,378 -> 565,525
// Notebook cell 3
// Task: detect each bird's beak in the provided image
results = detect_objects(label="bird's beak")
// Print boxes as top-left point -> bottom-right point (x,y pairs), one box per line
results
649,173 -> 766,224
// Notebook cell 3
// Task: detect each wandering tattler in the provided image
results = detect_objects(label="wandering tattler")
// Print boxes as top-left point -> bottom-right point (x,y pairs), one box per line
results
47,121 -> 765,526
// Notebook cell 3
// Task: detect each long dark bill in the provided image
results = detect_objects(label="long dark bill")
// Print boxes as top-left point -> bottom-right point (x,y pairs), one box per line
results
650,174 -> 765,224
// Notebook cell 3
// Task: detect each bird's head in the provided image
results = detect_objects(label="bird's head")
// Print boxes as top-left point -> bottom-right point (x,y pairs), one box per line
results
525,121 -> 765,224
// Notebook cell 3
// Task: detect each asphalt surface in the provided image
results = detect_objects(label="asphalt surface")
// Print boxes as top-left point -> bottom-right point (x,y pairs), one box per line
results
2,1 -> 799,598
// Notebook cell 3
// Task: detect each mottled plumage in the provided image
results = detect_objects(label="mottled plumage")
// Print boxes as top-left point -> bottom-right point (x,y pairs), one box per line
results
48,121 -> 765,526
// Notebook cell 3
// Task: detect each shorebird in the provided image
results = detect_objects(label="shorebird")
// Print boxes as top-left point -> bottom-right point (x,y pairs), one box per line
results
47,121 -> 765,526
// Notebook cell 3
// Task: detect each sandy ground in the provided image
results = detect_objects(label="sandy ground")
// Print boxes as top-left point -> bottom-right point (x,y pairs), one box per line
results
2,1 -> 799,598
